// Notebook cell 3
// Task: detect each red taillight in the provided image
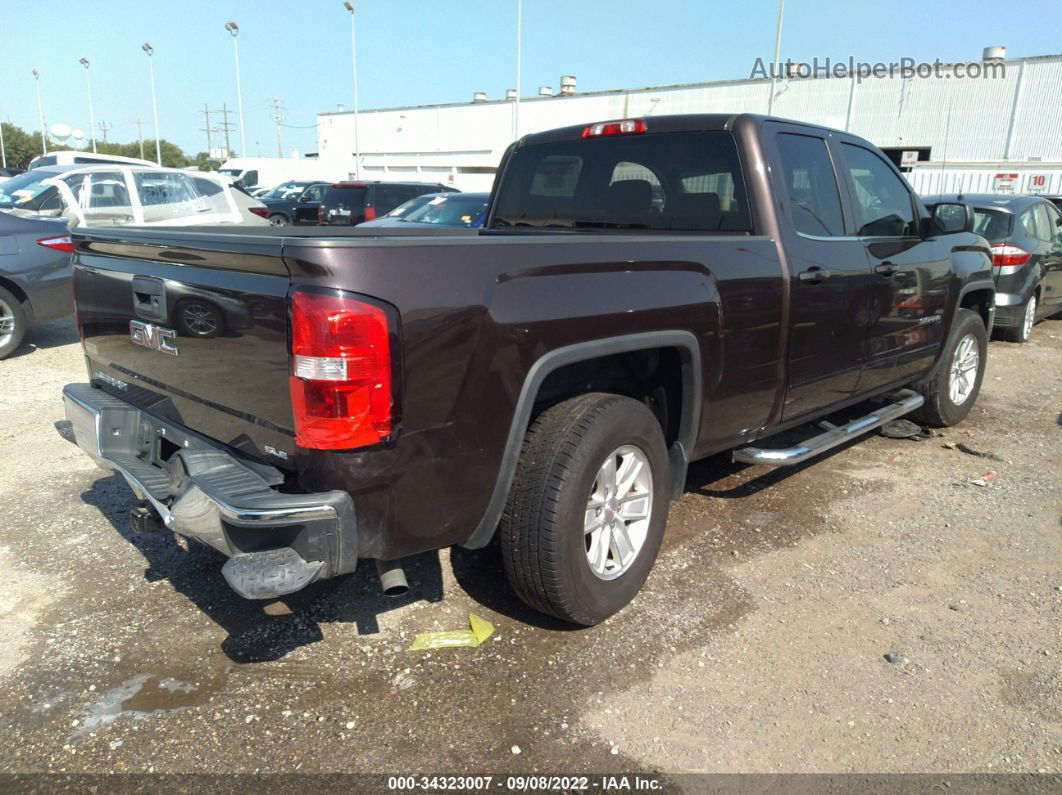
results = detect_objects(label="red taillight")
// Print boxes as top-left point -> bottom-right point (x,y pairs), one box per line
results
37,235 -> 75,253
581,118 -> 648,138
289,289 -> 393,450
990,243 -> 1031,267
249,207 -> 269,218
363,206 -> 376,222
317,205 -> 325,224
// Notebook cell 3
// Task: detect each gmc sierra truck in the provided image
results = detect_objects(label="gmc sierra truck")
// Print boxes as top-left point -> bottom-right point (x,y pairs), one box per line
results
62,114 -> 995,625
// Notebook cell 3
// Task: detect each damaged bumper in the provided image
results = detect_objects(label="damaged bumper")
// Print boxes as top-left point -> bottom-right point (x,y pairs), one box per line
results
62,383 -> 356,600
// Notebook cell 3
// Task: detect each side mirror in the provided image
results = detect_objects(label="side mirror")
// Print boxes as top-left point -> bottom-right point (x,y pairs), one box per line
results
927,202 -> 973,235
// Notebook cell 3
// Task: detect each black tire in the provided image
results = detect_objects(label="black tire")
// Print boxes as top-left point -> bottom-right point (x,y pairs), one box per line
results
1000,292 -> 1037,343
174,299 -> 223,339
268,214 -> 290,227
910,308 -> 988,427
0,286 -> 28,360
499,393 -> 671,626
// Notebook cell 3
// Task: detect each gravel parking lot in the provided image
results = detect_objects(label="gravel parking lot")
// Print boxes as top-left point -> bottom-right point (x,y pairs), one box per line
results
1,317 -> 1059,778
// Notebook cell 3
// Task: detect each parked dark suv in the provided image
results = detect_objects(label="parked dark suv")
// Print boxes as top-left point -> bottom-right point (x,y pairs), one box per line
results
256,181 -> 330,226
925,193 -> 1062,342
317,181 -> 456,226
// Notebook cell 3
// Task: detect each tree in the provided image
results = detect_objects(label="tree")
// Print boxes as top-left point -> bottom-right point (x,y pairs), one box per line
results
1,123 -> 48,169
0,121 -> 194,169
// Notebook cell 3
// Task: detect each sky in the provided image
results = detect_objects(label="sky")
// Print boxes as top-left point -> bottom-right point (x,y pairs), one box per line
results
3,0 -> 1062,159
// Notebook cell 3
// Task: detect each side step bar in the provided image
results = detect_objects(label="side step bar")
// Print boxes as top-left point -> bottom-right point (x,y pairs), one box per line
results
733,389 -> 924,467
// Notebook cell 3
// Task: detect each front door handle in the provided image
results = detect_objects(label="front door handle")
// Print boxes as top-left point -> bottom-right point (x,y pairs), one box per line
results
874,262 -> 897,277
798,267 -> 831,283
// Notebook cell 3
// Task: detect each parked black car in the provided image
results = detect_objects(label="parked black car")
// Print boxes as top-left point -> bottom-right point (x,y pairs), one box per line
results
0,212 -> 74,358
256,181 -> 330,226
925,193 -> 1062,342
317,181 -> 457,226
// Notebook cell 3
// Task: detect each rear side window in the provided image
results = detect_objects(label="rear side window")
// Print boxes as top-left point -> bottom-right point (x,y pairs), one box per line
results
491,131 -> 751,232
373,184 -> 410,215
1032,203 -> 1054,242
775,133 -> 845,237
841,143 -> 917,237
972,209 -> 1012,243
323,185 -> 367,211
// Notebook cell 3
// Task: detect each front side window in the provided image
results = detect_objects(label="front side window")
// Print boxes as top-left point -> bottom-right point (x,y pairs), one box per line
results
775,133 -> 845,237
842,144 -> 917,237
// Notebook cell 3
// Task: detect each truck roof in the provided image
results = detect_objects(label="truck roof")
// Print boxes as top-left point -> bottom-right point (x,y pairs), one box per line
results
515,113 -> 867,147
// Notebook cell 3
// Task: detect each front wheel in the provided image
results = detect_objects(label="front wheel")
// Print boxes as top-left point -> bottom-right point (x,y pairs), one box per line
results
499,393 -> 671,626
910,308 -> 988,427
268,214 -> 290,227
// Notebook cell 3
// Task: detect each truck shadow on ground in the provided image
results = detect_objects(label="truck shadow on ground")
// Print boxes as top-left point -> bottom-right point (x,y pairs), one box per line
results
10,317 -> 80,359
79,473 -> 446,664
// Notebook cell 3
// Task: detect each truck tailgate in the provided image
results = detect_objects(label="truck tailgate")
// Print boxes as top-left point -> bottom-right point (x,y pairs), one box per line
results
73,229 -> 297,464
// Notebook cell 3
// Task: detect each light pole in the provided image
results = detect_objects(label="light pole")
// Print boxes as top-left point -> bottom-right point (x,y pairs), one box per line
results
343,2 -> 360,177
141,43 -> 162,165
224,21 -> 246,157
767,0 -> 785,116
514,0 -> 522,141
79,58 -> 97,153
31,69 -> 47,154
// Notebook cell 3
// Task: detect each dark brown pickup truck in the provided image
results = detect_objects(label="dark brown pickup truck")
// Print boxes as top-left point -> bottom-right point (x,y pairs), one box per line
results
62,114 -> 995,625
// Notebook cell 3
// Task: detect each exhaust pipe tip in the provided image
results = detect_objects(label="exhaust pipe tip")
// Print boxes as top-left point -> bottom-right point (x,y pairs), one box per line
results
375,558 -> 409,597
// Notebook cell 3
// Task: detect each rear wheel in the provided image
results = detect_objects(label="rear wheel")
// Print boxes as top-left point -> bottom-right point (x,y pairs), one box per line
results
500,393 -> 670,626
0,286 -> 27,360
1001,293 -> 1037,343
268,214 -> 290,227
910,308 -> 987,427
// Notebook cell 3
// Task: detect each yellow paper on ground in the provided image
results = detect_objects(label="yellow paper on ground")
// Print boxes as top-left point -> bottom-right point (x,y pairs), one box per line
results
408,614 -> 494,651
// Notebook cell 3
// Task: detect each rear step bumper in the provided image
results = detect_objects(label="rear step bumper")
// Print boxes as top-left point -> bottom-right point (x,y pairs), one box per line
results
62,383 -> 357,599
733,389 -> 924,467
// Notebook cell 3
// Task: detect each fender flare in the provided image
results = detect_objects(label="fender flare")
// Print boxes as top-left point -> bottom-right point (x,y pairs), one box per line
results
461,330 -> 702,549
956,278 -> 997,326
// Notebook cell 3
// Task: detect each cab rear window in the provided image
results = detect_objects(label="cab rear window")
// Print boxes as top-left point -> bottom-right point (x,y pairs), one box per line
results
491,131 -> 751,232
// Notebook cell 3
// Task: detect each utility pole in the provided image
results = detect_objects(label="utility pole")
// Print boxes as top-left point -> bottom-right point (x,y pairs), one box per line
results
97,120 -> 113,143
269,96 -> 286,158
199,104 -> 213,156
213,103 -> 235,157
0,122 -> 6,169
133,119 -> 145,159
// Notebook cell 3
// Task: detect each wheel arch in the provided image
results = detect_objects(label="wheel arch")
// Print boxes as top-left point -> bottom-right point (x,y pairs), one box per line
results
461,330 -> 701,549
0,275 -> 32,323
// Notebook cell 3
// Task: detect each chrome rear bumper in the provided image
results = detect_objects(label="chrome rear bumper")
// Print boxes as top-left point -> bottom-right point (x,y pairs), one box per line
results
63,383 -> 357,598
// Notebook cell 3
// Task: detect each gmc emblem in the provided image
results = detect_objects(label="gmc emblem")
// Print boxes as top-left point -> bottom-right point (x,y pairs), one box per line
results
129,320 -> 179,357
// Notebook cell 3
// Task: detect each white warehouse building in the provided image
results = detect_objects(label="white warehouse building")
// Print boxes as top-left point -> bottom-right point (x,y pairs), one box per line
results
316,49 -> 1062,194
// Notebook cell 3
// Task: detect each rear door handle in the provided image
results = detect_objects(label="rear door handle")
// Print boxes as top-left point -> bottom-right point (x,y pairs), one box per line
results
874,262 -> 897,277
798,267 -> 831,283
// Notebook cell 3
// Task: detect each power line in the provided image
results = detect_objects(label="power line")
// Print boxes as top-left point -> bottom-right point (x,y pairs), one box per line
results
97,120 -> 113,143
